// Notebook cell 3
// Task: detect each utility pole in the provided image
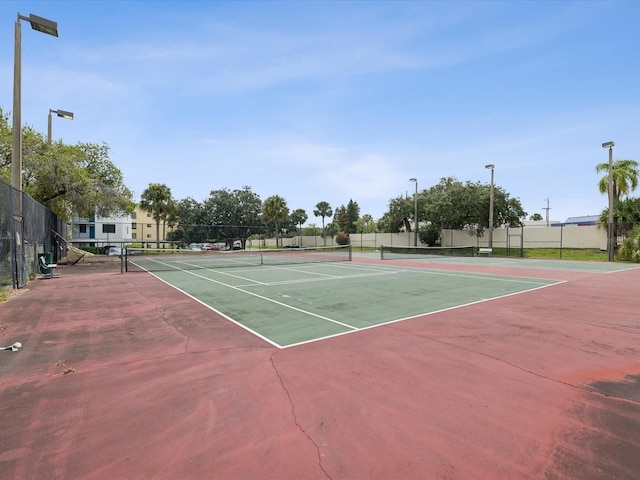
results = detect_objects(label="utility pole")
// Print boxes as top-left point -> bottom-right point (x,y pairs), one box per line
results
543,198 -> 551,227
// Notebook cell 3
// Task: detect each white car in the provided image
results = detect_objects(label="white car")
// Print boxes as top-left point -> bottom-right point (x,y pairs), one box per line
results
107,247 -> 123,256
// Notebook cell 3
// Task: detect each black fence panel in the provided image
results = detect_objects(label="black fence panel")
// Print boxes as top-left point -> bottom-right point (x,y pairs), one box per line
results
1,178 -> 66,289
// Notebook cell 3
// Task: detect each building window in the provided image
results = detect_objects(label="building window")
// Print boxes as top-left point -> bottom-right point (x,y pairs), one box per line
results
132,233 -> 137,240
132,223 -> 137,230
131,212 -> 137,219
103,224 -> 116,234
147,213 -> 152,218
146,234 -> 152,238
147,224 -> 152,228
79,224 -> 87,234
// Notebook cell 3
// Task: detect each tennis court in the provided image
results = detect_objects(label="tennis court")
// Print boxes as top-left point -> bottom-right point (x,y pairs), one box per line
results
127,247 -> 561,347
2,249 -> 640,479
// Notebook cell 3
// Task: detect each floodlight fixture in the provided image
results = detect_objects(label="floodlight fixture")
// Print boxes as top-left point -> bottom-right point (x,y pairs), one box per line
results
24,13 -> 59,37
485,164 -> 495,169
52,109 -> 74,119
602,141 -> 615,149
48,108 -> 74,146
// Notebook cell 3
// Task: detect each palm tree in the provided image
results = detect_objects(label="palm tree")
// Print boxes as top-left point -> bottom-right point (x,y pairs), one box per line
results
313,201 -> 333,246
596,159 -> 639,201
262,195 -> 289,248
290,208 -> 308,246
140,183 -> 174,248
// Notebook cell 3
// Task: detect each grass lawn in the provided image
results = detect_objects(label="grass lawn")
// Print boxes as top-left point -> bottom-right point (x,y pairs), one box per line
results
495,247 -> 614,261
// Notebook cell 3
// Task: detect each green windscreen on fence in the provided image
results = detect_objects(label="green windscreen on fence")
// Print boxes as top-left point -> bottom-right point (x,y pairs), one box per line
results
380,245 -> 475,260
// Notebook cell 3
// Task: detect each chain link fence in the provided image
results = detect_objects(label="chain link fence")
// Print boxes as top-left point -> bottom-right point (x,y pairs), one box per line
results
439,223 -> 639,258
1,178 -> 66,289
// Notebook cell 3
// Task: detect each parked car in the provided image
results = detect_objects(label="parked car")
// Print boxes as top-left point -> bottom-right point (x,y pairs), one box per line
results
107,247 -> 123,256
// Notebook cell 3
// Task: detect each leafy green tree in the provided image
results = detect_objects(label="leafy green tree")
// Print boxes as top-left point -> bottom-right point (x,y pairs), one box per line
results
0,108 -> 11,171
313,201 -> 333,246
140,183 -> 175,248
203,186 -> 263,248
167,197 -> 208,245
325,221 -> 339,240
598,197 -> 640,238
384,194 -> 422,233
596,159 -> 639,202
355,214 -> 376,233
334,205 -> 348,232
419,224 -> 441,247
334,200 -> 360,234
303,223 -> 319,236
530,213 -> 543,221
423,177 -> 526,236
346,199 -> 360,233
0,108 -> 134,221
596,159 -> 639,242
263,195 -> 289,248
618,226 -> 640,262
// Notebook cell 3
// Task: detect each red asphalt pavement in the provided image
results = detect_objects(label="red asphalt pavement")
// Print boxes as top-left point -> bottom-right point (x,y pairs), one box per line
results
1,257 -> 639,479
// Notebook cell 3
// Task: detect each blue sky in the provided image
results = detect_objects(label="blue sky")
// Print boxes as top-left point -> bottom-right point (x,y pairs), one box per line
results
1,0 -> 638,225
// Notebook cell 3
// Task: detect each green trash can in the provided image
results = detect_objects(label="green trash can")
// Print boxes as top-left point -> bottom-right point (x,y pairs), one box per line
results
39,252 -> 54,275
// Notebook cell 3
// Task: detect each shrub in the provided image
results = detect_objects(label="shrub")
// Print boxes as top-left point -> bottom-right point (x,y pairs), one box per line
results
335,231 -> 350,245
618,227 -> 640,262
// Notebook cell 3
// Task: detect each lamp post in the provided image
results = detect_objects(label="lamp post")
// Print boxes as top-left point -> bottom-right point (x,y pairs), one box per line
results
409,178 -> 418,246
602,141 -> 615,262
11,13 -> 59,213
485,164 -> 495,249
48,109 -> 74,146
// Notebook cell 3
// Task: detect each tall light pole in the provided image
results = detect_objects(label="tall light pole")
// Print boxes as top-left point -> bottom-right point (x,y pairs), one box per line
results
409,178 -> 418,246
485,164 -> 495,249
48,109 -> 74,146
602,141 -> 615,262
11,13 -> 59,213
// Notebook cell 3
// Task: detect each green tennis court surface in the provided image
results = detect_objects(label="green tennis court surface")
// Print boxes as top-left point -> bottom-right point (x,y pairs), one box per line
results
135,259 -> 560,348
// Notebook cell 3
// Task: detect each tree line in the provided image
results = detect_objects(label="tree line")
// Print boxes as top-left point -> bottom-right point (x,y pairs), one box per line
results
140,185 -> 360,249
140,179 -> 530,249
3,104 -> 639,258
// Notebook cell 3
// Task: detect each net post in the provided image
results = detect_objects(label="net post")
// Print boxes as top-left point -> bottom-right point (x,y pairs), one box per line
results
380,245 -> 384,260
348,244 -> 352,261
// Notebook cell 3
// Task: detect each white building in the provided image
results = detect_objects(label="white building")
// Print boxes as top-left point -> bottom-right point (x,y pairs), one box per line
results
71,213 -> 133,251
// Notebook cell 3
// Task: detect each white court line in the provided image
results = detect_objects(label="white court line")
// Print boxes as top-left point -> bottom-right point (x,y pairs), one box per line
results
411,268 -> 555,286
236,269 -> 399,288
282,280 -> 565,349
135,256 -> 562,349
141,271 -> 284,348
181,261 -> 270,285
170,267 -> 358,331
263,261 -> 395,277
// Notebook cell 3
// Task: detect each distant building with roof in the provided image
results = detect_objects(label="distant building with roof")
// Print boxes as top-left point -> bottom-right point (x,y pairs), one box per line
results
561,215 -> 600,226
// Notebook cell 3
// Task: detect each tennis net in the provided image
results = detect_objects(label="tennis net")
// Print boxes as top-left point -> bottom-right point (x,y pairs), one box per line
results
125,245 -> 352,272
380,245 -> 475,260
